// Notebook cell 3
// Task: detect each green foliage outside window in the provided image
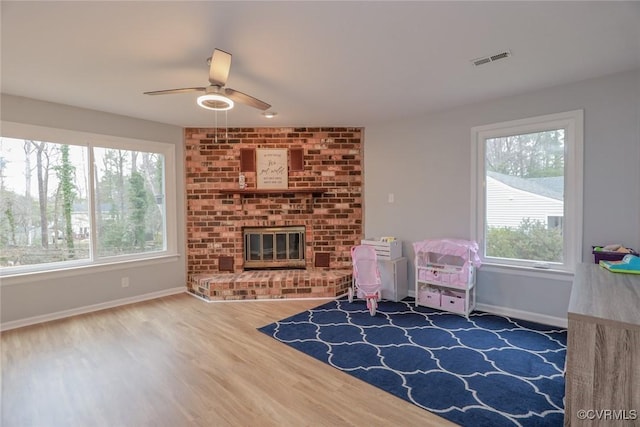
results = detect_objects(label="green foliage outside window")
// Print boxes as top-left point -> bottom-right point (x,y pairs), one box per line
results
128,171 -> 150,250
486,218 -> 563,263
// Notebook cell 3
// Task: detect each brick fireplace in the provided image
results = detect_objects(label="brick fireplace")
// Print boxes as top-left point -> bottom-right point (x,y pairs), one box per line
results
185,127 -> 363,300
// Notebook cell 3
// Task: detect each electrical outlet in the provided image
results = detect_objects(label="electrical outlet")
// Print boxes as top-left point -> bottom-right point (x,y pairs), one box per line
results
121,277 -> 130,288
388,193 -> 395,203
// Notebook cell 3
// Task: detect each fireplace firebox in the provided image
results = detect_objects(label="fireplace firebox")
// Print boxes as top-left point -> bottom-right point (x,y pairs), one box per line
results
243,226 -> 306,269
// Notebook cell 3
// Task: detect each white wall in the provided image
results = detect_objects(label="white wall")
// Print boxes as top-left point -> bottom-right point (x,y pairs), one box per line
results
0,95 -> 187,327
364,69 -> 640,322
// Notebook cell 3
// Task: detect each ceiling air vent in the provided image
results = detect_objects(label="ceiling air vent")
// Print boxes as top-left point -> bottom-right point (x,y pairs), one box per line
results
472,50 -> 512,67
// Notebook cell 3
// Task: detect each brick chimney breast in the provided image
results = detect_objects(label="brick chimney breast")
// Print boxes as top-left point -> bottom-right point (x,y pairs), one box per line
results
185,127 -> 363,300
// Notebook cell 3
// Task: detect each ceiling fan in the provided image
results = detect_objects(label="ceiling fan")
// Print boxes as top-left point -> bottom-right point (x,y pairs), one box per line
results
144,48 -> 271,112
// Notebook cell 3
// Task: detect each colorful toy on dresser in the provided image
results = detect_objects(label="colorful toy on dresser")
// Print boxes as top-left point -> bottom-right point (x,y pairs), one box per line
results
600,253 -> 640,274
592,243 -> 638,263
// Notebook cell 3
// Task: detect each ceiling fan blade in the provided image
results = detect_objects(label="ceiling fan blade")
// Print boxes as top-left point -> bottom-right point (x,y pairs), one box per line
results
209,49 -> 232,86
144,87 -> 206,95
224,88 -> 271,110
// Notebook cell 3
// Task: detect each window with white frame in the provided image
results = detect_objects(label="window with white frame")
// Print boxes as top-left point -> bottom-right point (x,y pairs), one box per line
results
471,110 -> 583,272
0,123 -> 176,275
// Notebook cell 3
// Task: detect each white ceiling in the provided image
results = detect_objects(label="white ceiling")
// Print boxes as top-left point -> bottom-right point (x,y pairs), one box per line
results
2,1 -> 639,128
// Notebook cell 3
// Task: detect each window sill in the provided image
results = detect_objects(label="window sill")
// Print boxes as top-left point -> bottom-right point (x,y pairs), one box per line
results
0,253 -> 181,286
479,262 -> 575,281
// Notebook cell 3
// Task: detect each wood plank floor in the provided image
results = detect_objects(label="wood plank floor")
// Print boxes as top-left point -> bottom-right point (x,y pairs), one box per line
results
1,293 -> 455,427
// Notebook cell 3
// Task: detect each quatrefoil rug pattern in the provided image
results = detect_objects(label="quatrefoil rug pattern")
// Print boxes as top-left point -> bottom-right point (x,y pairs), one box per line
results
258,299 -> 567,427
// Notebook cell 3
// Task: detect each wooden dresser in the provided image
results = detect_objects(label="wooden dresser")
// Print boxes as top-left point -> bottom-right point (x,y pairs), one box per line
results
565,263 -> 640,426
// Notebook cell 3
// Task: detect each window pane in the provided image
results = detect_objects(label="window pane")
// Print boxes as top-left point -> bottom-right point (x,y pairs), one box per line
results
93,148 -> 166,257
0,138 -> 90,267
484,130 -> 564,263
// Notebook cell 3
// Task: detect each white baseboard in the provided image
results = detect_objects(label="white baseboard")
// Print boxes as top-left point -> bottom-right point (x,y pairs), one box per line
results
407,290 -> 567,328
474,303 -> 567,328
0,287 -> 187,332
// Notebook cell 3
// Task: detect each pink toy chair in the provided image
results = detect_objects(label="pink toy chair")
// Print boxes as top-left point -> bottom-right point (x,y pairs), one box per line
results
349,245 -> 382,316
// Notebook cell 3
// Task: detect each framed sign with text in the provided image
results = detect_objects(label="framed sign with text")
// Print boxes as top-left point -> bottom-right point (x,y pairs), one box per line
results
256,148 -> 288,189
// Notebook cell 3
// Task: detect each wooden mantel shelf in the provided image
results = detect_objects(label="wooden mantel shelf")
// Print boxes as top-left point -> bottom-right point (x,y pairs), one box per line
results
219,188 -> 326,196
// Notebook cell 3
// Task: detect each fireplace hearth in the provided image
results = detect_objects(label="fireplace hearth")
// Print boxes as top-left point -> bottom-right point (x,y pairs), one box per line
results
243,226 -> 305,269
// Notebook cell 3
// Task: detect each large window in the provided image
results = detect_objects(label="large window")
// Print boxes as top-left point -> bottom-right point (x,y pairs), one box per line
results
471,110 -> 583,272
0,123 -> 176,276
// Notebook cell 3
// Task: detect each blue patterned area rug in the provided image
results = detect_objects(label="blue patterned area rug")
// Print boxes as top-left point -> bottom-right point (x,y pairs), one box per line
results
258,298 -> 567,427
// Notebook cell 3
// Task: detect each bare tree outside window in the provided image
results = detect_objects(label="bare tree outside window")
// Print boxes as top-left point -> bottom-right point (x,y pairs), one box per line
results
0,137 -> 167,270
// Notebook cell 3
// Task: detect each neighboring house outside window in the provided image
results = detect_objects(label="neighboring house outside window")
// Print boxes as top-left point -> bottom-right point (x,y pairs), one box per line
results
471,110 -> 583,273
547,216 -> 563,230
486,171 -> 564,230
0,123 -> 177,276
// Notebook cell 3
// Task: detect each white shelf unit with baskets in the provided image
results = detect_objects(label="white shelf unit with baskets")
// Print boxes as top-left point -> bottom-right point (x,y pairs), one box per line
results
414,239 -> 480,317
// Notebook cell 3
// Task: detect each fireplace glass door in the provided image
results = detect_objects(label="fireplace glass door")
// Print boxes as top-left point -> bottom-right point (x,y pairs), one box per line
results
243,226 -> 305,269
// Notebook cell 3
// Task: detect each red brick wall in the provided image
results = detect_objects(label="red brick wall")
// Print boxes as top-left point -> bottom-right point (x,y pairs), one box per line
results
185,127 -> 363,288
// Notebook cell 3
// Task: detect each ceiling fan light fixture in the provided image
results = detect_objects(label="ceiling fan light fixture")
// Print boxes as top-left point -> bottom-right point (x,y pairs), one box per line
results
197,93 -> 234,111
262,111 -> 277,118
145,49 -> 270,111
